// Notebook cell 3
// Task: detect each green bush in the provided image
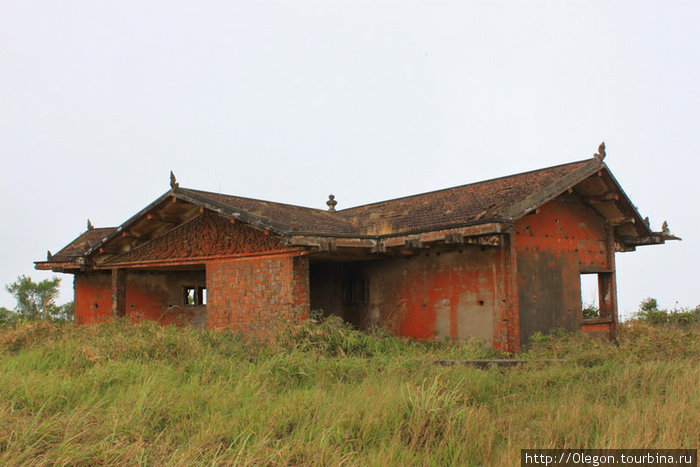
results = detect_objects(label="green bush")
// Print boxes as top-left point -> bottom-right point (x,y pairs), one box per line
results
634,297 -> 700,326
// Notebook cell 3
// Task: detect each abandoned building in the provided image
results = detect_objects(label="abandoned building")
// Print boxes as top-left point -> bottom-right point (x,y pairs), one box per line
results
36,149 -> 678,352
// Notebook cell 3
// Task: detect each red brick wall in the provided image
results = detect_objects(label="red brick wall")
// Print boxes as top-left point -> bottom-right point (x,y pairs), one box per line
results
206,253 -> 310,332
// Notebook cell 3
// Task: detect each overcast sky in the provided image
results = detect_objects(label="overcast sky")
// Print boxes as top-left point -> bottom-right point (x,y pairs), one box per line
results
1,1 -> 698,319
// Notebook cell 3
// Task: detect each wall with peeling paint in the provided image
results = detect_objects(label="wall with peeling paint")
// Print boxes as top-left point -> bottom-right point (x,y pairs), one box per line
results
74,272 -> 112,324
514,196 -> 613,343
310,245 -> 506,346
124,270 -> 207,327
72,193 -> 618,350
74,270 -> 207,326
367,247 -> 504,345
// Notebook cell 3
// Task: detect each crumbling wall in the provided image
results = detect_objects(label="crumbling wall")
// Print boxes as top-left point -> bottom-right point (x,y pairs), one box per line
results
514,196 -> 611,343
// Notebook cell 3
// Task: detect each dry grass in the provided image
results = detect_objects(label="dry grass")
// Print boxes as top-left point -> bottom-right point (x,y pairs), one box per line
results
0,317 -> 697,466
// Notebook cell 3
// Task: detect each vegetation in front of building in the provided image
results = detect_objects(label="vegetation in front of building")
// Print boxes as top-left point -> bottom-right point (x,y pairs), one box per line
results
0,285 -> 697,466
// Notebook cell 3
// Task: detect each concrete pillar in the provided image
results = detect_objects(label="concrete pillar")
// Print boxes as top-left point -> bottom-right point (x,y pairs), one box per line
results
111,269 -> 126,317
605,226 -> 619,339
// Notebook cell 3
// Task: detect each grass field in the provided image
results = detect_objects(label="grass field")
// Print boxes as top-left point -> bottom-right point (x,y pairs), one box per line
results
0,316 -> 697,466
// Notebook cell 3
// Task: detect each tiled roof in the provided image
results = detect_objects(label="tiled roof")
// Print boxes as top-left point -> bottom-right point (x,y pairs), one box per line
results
338,159 -> 592,235
179,189 -> 362,236
49,227 -> 117,262
182,159 -> 592,237
40,158 -> 598,264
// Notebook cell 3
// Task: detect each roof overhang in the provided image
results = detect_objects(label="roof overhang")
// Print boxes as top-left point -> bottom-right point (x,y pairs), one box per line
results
504,158 -> 679,251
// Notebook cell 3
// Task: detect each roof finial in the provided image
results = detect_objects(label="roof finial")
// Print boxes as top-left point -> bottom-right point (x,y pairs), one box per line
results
326,194 -> 337,213
47,250 -> 52,260
594,141 -> 606,161
644,217 -> 650,228
662,221 -> 670,236
170,171 -> 179,189
87,218 -> 94,230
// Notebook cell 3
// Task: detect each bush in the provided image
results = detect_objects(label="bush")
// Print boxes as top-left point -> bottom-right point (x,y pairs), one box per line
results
634,298 -> 700,326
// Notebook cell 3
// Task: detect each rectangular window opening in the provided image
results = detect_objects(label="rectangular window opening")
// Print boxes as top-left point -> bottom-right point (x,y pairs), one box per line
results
580,272 -> 614,321
184,286 -> 196,306
580,274 -> 600,319
183,286 -> 207,306
342,278 -> 368,306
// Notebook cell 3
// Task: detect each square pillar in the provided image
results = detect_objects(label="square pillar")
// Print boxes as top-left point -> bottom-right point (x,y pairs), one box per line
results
111,269 -> 126,317
604,226 -> 619,339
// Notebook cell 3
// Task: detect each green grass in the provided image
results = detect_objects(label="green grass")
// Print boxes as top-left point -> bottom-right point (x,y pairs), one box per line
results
0,317 -> 697,466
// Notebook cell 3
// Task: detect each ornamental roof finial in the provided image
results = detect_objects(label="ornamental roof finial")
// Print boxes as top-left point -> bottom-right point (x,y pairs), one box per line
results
326,194 -> 337,213
594,141 -> 606,161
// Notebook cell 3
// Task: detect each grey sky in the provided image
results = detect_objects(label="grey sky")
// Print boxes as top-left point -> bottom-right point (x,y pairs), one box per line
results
1,1 -> 698,318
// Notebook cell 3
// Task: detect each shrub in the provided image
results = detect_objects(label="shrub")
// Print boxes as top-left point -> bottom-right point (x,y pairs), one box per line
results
634,298 -> 700,326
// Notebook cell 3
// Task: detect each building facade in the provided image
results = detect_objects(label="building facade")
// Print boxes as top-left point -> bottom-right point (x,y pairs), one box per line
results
36,156 -> 676,352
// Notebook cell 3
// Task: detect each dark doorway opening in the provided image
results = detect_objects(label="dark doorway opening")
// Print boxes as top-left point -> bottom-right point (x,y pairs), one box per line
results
309,260 -> 372,329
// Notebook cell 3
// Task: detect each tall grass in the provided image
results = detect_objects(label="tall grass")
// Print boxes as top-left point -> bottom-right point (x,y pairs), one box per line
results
0,317 -> 697,466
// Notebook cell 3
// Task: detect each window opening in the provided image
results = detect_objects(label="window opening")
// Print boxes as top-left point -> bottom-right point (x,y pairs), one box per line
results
342,278 -> 368,306
580,274 -> 599,319
183,286 -> 207,306
580,272 -> 614,320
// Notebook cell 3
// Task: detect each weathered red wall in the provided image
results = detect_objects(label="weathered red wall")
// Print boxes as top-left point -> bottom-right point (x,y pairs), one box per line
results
124,271 -> 206,326
74,270 -> 208,326
514,196 -> 612,343
206,253 -> 310,332
72,210 -> 311,331
74,272 -> 112,324
308,246 -> 509,347
369,248 -> 504,345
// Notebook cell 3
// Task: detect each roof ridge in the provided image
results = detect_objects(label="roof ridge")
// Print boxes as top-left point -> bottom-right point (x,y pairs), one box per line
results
336,158 -> 593,214
180,187 -> 329,213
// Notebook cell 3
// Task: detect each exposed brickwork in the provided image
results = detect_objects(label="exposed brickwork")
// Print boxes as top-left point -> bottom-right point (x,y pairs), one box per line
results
111,269 -> 126,317
206,253 -> 310,332
106,212 -> 287,266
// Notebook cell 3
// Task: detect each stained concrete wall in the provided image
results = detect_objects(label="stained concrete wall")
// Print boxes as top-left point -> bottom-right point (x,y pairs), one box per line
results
310,246 -> 505,346
514,197 -> 611,343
